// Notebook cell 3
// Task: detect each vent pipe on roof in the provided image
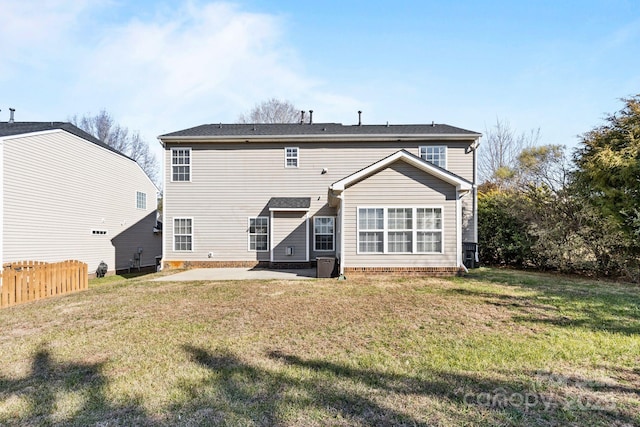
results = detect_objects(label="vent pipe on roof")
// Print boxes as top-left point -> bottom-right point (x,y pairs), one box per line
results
358,110 -> 362,126
9,108 -> 15,123
300,110 -> 305,124
431,121 -> 435,127
309,110 -> 313,124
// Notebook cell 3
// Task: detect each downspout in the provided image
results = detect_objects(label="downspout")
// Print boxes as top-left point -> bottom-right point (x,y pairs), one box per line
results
473,137 -> 480,263
305,213 -> 309,262
160,141 -> 166,270
339,192 -> 345,276
0,138 -> 3,278
270,210 -> 274,263
457,188 -> 472,272
456,189 -> 463,269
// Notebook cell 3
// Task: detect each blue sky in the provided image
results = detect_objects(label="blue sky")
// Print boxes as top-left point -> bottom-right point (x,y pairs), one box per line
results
2,0 -> 639,172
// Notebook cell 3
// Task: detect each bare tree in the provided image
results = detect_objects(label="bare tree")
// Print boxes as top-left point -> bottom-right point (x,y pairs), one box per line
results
478,118 -> 540,185
70,109 -> 159,185
237,98 -> 304,124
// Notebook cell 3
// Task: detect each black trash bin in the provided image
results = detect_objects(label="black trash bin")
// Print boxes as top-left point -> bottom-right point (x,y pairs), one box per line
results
316,257 -> 337,278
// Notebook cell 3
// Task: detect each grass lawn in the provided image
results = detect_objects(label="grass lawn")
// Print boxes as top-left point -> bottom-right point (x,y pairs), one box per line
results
0,268 -> 638,426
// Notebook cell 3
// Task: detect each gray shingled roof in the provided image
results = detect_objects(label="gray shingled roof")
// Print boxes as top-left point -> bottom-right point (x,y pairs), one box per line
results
0,122 -> 132,160
267,197 -> 311,210
160,123 -> 480,138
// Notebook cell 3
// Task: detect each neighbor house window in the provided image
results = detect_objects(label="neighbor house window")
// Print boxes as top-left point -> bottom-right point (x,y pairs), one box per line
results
416,208 -> 443,253
172,148 -> 191,181
248,217 -> 269,251
285,147 -> 299,168
358,208 -> 384,253
419,146 -> 446,168
136,191 -> 147,209
314,217 -> 335,251
357,207 -> 443,254
174,218 -> 193,251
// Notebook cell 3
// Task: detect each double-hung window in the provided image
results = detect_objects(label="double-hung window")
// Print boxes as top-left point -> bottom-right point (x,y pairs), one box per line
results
136,191 -> 146,209
416,208 -> 443,253
357,207 -> 443,254
358,208 -> 384,253
387,208 -> 413,253
419,146 -> 446,168
248,217 -> 269,251
314,217 -> 335,251
174,218 -> 193,251
172,148 -> 191,181
285,147 -> 299,168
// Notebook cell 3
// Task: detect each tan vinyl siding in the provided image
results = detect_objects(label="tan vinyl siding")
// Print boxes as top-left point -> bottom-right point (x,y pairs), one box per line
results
342,161 -> 458,268
272,212 -> 307,261
163,139 -> 475,263
2,130 -> 159,273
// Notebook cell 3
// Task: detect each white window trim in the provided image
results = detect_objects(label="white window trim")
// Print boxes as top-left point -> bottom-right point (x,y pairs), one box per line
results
415,207 -> 445,254
387,207 -> 414,254
356,207 -> 444,255
419,145 -> 447,169
171,147 -> 192,182
136,191 -> 147,210
173,217 -> 194,252
247,216 -> 269,252
314,216 -> 336,252
356,207 -> 384,254
284,147 -> 299,168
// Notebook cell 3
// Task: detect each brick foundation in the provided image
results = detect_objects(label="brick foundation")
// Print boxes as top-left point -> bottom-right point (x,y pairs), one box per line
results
163,260 -> 269,270
343,266 -> 464,277
163,260 -> 315,270
163,261 -> 463,277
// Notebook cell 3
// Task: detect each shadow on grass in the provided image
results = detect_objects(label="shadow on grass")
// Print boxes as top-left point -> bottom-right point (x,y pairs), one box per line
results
461,269 -> 640,335
179,346 -> 635,426
0,344 -> 150,426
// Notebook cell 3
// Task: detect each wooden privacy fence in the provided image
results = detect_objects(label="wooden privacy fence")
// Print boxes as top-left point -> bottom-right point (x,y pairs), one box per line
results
0,260 -> 88,308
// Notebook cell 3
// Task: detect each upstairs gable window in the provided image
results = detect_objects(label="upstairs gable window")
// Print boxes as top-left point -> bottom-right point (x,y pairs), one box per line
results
419,146 -> 446,169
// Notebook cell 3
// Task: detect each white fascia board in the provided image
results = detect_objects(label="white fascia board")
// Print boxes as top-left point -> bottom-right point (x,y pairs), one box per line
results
268,207 -> 310,212
330,151 -> 472,192
158,133 -> 482,145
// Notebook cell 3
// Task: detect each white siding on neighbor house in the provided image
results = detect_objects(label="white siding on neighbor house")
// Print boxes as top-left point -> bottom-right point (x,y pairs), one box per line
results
271,211 -> 307,261
163,140 -> 475,263
342,161 -> 458,268
2,130 -> 160,273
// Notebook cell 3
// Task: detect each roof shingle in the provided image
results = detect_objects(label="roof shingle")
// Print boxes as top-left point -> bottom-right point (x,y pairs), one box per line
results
160,123 -> 480,138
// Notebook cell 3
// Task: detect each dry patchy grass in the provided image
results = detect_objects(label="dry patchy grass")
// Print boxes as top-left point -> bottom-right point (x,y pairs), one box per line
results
0,269 -> 639,426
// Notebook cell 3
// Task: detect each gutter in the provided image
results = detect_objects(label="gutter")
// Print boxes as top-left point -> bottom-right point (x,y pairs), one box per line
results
158,133 -> 482,146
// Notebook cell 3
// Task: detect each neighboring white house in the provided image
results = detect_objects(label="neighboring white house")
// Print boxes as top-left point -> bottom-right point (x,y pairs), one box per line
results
0,121 -> 161,275
159,121 -> 481,276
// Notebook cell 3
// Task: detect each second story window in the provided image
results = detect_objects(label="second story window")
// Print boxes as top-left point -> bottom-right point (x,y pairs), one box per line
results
419,146 -> 446,169
285,147 -> 299,168
136,191 -> 147,209
172,148 -> 191,181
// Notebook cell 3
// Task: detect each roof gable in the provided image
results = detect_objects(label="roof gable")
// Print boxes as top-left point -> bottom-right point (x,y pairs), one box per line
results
0,122 -> 132,160
330,150 -> 473,192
